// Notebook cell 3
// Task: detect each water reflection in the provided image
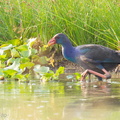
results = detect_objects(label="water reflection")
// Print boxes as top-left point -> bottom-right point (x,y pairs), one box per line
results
63,97 -> 120,120
0,79 -> 120,120
63,81 -> 120,120
81,81 -> 111,97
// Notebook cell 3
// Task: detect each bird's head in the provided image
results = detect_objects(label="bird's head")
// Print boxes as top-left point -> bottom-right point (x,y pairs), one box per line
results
48,33 -> 69,46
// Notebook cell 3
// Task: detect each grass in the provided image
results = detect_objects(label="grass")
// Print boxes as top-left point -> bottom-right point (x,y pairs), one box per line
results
0,0 -> 120,49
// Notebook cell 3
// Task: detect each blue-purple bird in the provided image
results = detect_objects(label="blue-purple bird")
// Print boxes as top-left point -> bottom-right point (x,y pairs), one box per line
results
48,33 -> 120,81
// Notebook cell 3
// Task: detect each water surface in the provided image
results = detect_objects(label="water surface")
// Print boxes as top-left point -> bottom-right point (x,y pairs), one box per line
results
0,78 -> 120,120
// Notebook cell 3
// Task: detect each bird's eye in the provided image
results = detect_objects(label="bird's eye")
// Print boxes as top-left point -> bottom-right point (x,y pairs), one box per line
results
55,36 -> 60,39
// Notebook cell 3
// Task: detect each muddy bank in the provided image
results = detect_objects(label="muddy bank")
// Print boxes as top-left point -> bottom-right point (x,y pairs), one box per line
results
48,51 -> 83,73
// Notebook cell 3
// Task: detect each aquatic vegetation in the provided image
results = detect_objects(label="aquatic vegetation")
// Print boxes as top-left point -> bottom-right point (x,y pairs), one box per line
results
33,65 -> 64,81
0,37 -> 65,81
0,37 -> 81,81
0,0 -> 119,81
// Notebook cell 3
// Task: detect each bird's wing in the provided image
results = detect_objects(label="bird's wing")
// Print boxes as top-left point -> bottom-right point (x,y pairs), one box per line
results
80,55 -> 104,70
76,44 -> 120,63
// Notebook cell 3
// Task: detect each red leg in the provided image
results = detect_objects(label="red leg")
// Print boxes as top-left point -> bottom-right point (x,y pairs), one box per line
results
81,69 -> 111,81
81,70 -> 89,81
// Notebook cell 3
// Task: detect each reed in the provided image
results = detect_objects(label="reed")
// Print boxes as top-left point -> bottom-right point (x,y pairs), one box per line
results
0,0 -> 120,49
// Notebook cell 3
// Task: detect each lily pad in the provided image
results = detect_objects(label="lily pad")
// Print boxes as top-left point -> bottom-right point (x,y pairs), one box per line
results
33,65 -> 50,74
11,48 -> 20,58
4,58 -> 22,73
20,50 -> 30,57
0,44 -> 13,55
20,62 -> 34,69
16,45 -> 28,52
3,69 -> 17,76
7,58 -> 16,65
20,57 -> 30,63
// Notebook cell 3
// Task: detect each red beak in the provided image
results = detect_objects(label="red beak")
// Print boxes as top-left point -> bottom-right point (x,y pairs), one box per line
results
48,38 -> 56,46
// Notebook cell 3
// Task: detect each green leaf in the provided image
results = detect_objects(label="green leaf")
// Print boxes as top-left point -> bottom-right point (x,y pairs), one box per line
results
16,45 -> 28,52
20,50 -> 30,57
0,61 -> 5,68
44,72 -> 54,78
20,57 -> 30,63
0,44 -> 13,55
51,67 -> 65,80
31,55 -> 40,63
20,48 -> 36,57
74,72 -> 81,80
4,50 -> 11,58
0,54 -> 6,59
32,55 -> 47,64
7,58 -> 16,65
11,48 -> 20,58
30,48 -> 37,55
12,74 -> 30,81
39,56 -> 48,65
55,66 -> 64,75
14,74 -> 25,79
4,58 -> 22,73
7,39 -> 21,46
20,62 -> 34,69
3,69 -> 17,76
33,65 -> 50,74
0,69 -> 4,75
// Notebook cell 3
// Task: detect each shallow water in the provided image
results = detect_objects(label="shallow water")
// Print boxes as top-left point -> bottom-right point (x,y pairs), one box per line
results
0,78 -> 120,120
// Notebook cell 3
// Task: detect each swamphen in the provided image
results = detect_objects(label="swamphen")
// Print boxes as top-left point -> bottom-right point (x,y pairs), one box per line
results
48,33 -> 120,81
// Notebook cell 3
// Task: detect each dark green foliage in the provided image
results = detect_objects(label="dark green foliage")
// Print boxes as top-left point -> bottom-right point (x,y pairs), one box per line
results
0,0 -> 120,49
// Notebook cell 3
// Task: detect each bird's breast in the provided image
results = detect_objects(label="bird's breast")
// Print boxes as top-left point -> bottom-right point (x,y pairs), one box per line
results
62,47 -> 76,63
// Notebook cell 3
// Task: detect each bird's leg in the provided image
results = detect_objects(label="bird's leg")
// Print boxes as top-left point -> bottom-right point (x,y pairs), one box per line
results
81,69 -> 111,81
88,73 -> 91,82
102,68 -> 111,79
88,69 -> 111,79
80,56 -> 112,81
81,69 -> 89,81
81,71 -> 91,82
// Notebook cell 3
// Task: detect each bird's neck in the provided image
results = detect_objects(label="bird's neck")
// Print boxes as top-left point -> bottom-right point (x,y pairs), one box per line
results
62,42 -> 76,63
62,41 -> 73,49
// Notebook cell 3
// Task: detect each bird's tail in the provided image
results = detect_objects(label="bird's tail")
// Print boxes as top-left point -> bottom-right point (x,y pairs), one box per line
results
115,51 -> 120,72
116,51 -> 120,64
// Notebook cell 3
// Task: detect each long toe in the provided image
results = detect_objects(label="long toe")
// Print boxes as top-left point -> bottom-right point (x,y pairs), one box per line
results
105,73 -> 111,79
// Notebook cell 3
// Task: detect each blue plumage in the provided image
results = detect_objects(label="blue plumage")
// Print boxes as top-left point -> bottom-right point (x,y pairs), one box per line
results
48,33 -> 120,81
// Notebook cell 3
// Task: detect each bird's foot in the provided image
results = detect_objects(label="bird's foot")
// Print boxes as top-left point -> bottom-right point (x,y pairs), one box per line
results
81,69 -> 111,81
81,69 -> 89,81
104,73 -> 111,79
